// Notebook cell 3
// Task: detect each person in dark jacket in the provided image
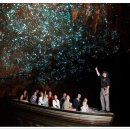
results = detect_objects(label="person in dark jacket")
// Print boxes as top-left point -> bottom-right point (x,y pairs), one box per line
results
73,94 -> 81,111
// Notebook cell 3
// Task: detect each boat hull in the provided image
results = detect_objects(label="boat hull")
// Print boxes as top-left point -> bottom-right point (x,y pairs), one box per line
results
9,99 -> 114,126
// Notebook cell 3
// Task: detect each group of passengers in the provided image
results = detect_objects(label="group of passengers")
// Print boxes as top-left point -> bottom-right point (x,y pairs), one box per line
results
19,89 -> 93,113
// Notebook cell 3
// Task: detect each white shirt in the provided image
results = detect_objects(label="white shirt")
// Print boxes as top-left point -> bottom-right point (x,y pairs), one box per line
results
81,105 -> 90,112
52,99 -> 60,109
38,97 -> 44,105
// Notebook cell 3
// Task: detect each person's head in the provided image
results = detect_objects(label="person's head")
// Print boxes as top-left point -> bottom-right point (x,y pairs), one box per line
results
23,90 -> 27,95
45,94 -> 48,98
82,101 -> 87,106
35,89 -> 39,94
33,91 -> 37,96
83,98 -> 88,103
48,91 -> 52,96
66,95 -> 70,101
40,92 -> 43,97
54,95 -> 58,99
77,94 -> 81,99
102,71 -> 108,78
63,93 -> 67,98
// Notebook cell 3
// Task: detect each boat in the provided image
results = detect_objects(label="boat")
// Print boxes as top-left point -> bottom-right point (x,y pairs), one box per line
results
9,99 -> 114,126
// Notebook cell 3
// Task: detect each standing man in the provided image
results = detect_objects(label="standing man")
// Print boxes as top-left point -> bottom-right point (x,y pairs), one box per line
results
95,67 -> 110,112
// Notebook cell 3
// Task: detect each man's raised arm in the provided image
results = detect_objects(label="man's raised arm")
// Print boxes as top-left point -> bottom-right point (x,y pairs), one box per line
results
95,67 -> 100,76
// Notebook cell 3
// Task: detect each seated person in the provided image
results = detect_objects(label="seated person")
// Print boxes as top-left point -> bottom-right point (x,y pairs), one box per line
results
35,89 -> 40,104
69,102 -> 76,111
60,92 -> 67,108
83,98 -> 88,103
62,95 -> 70,110
30,91 -> 37,104
62,95 -> 74,111
20,90 -> 28,102
38,92 -> 45,105
43,94 -> 49,107
43,90 -> 47,96
80,98 -> 92,113
52,95 -> 60,109
73,94 -> 81,111
48,91 -> 53,107
35,89 -> 39,95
